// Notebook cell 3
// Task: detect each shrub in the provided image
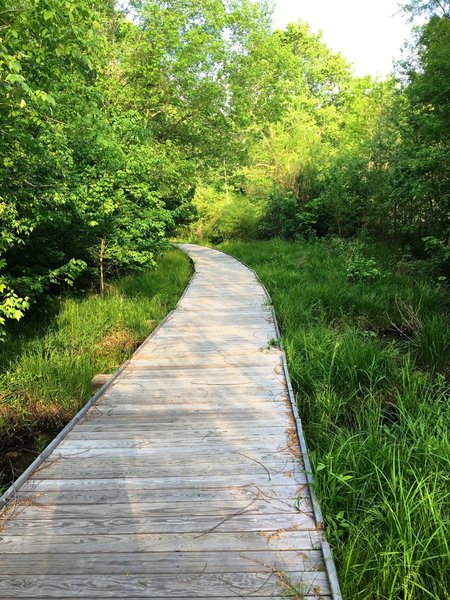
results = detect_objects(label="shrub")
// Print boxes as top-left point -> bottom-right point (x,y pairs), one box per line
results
422,236 -> 450,279
346,245 -> 382,282
258,191 -> 317,240
189,185 -> 261,242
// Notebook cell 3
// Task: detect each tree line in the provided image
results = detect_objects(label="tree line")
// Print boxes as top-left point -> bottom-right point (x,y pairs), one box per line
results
1,0 -> 449,335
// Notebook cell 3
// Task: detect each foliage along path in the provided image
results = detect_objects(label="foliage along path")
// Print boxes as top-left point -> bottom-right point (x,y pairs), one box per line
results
0,244 -> 340,599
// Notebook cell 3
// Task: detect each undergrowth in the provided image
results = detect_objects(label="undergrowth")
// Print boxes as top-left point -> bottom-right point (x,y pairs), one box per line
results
0,248 -> 191,490
220,238 -> 450,600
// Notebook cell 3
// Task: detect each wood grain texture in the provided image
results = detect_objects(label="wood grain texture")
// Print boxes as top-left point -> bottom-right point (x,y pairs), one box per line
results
16,483 -> 311,506
2,512 -> 317,535
0,550 -> 324,574
0,244 -> 336,599
21,473 -> 308,491
29,597 -> 331,600
26,597 -> 331,600
0,572 -> 330,598
0,530 -> 325,553
9,499 -> 313,519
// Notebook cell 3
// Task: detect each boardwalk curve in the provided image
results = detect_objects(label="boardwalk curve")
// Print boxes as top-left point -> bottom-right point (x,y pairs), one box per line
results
0,243 -> 341,599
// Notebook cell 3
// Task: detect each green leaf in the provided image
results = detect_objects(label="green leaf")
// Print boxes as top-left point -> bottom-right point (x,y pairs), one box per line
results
5,73 -> 25,85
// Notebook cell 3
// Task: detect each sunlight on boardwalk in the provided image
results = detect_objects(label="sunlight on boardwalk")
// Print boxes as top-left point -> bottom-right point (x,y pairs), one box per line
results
0,244 -> 340,599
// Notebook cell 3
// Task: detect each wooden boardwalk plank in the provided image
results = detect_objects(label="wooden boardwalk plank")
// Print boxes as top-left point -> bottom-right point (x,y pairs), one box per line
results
55,433 -> 296,448
0,530 -> 324,553
20,473 -> 308,491
32,597 -> 331,600
7,499 -> 313,519
0,572 -> 330,598
1,512 -> 317,534
31,463 -> 305,481
63,425 -> 292,438
0,550 -> 324,574
16,484 -> 311,506
0,243 -> 339,599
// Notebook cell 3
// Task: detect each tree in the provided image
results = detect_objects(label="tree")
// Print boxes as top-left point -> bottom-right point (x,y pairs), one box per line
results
392,11 -> 450,243
110,0 -> 275,169
400,0 -> 450,19
0,0 -> 106,332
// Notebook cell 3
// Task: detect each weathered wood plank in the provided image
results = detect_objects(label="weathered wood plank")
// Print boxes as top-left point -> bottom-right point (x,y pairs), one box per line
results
157,325 -> 273,333
131,354 -> 280,368
0,572 -> 330,598
16,484 -> 310,506
41,452 -> 299,468
106,372 -> 284,385
53,445 -> 299,460
99,383 -> 287,396
2,512 -> 317,535
56,434 -> 297,450
116,371 -> 283,383
34,461 -> 304,481
163,314 -> 274,324
8,499 -> 312,520
97,390 -> 289,404
21,474 -> 309,492
76,413 -> 293,427
0,549 -> 324,574
137,341 -> 274,354
81,405 -> 290,418
53,446 -> 298,460
120,367 -> 285,381
116,370 -> 284,380
33,453 -> 304,479
75,418 -> 293,431
88,408 -> 290,422
29,597 -> 331,600
149,329 -> 273,340
64,425 -> 290,439
0,530 -> 324,553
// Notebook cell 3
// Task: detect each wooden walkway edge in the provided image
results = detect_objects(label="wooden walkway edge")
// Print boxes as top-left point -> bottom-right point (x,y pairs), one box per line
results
0,243 -> 342,600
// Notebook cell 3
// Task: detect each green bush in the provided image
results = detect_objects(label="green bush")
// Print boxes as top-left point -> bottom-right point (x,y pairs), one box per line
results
423,236 -> 450,279
258,191 -> 317,240
346,244 -> 382,282
189,185 -> 261,242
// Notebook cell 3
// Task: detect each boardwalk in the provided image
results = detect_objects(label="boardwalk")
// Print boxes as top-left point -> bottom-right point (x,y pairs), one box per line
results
0,244 -> 340,599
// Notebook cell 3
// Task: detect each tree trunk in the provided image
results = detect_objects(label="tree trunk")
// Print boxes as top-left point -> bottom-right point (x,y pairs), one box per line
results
393,203 -> 398,242
336,215 -> 343,238
99,237 -> 105,295
223,161 -> 230,203
110,0 -> 118,77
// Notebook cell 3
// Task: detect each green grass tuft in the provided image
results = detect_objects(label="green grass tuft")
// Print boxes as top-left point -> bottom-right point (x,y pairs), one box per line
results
0,248 -> 191,467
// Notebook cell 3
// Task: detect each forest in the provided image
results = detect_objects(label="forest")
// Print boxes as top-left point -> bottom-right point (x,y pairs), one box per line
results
1,0 -> 449,324
1,0 -> 449,598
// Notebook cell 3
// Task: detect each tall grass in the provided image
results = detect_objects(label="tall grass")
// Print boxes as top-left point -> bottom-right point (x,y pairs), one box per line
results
0,248 -> 191,450
220,238 -> 450,600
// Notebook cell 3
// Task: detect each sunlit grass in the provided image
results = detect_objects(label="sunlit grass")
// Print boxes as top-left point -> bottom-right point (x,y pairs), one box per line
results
220,238 -> 450,600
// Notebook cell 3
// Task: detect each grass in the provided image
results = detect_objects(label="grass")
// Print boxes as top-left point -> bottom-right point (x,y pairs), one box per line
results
0,248 -> 192,490
219,238 -> 450,600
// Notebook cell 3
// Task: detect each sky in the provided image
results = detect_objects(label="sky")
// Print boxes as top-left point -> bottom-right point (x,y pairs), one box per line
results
272,0 -> 412,78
